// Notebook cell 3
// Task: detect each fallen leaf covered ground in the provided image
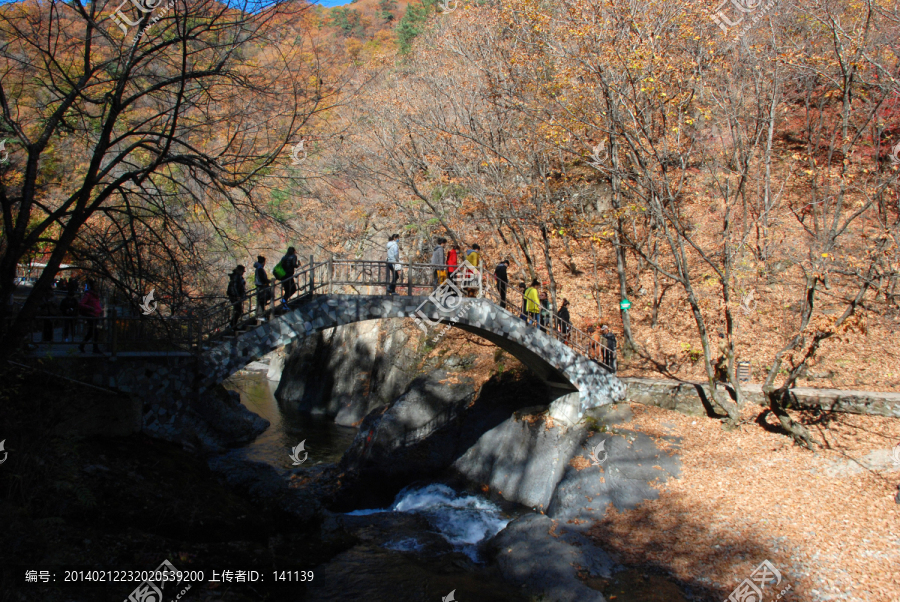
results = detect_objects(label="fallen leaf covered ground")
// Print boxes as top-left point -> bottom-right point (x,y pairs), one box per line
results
586,403 -> 900,602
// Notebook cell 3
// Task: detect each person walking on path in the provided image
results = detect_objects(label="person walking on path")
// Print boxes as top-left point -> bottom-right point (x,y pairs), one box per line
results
557,298 -> 571,343
494,259 -> 509,309
386,234 -> 401,294
227,265 -> 247,330
524,279 -> 541,326
600,324 -> 617,372
447,245 -> 460,276
59,284 -> 79,342
279,247 -> 299,309
77,280 -> 103,353
253,256 -> 271,322
431,237 -> 447,286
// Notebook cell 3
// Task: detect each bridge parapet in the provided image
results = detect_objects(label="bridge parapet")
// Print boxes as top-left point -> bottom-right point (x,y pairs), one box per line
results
197,295 -> 625,414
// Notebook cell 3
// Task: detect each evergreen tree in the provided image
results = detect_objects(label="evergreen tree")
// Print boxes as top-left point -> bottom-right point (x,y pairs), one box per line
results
378,0 -> 398,23
396,0 -> 436,53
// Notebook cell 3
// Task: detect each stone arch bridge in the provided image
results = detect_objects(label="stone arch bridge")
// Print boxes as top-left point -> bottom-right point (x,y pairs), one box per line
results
28,259 -> 624,441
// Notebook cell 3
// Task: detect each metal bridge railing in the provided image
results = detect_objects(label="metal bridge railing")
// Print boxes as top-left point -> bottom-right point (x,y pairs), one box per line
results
13,257 -> 614,372
480,273 -> 615,372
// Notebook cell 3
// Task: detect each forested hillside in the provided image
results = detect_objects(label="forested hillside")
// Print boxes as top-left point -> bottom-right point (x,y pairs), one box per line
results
1,0 -> 899,442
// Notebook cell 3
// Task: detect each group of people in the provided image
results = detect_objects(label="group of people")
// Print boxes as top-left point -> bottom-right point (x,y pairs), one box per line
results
41,279 -> 104,353
417,234 -> 618,371
224,237 -> 617,372
226,247 -> 301,330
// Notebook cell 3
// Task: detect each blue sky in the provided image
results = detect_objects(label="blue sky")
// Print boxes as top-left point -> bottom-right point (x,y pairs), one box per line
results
0,0 -> 357,5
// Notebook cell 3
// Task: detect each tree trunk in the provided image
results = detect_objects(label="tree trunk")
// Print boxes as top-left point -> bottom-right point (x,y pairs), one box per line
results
539,223 -> 558,312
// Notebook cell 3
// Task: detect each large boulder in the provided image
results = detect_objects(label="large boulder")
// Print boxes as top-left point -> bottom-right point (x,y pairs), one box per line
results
452,412 -> 588,511
453,404 -> 681,517
487,514 -> 613,602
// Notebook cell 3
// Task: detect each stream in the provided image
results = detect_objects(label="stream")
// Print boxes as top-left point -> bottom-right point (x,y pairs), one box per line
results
221,368 -> 530,601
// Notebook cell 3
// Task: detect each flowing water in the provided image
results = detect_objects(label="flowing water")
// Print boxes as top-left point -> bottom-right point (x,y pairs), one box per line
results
347,483 -> 511,561
220,369 -> 530,601
221,369 -> 692,602
223,369 -> 512,558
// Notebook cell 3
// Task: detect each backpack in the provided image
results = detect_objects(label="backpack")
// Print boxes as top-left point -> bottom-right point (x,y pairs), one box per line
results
226,274 -> 238,299
272,262 -> 286,280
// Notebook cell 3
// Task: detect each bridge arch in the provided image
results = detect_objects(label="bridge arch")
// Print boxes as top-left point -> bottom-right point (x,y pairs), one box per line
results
198,295 -> 625,411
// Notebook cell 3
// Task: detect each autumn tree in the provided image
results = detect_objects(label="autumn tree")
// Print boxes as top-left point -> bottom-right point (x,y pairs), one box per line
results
0,0 -> 332,352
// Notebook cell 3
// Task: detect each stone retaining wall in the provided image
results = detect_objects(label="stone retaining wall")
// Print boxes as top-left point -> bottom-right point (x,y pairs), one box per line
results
621,377 -> 900,418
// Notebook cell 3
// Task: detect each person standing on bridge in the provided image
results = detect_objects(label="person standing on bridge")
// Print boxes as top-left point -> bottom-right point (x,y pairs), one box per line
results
254,256 -> 270,322
227,265 -> 247,330
386,234 -> 400,294
557,298 -> 571,343
431,237 -> 447,286
59,284 -> 79,342
538,287 -> 550,329
524,279 -> 541,326
77,280 -> 102,354
600,324 -> 617,372
279,247 -> 299,309
447,244 -> 459,277
494,259 -> 509,309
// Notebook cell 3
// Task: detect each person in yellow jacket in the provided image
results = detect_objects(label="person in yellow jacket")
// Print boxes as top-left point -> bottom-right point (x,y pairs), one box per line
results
464,243 -> 481,297
524,279 -> 541,326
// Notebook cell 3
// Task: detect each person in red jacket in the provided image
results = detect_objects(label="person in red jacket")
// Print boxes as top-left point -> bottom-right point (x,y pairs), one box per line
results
447,245 -> 459,276
78,280 -> 103,353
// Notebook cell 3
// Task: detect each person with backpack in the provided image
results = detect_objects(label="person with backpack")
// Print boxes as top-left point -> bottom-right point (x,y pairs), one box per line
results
524,279 -> 541,326
77,280 -> 103,353
275,247 -> 298,309
386,234 -> 400,294
59,284 -> 79,342
431,237 -> 447,286
227,265 -> 247,330
253,256 -> 271,322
